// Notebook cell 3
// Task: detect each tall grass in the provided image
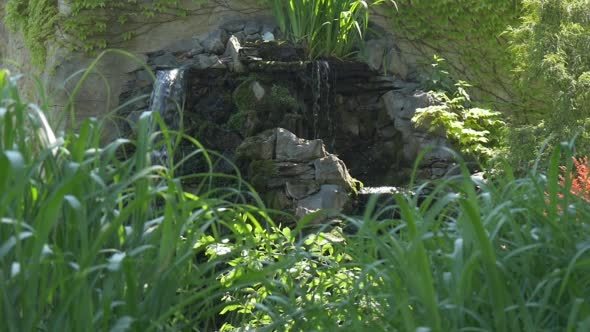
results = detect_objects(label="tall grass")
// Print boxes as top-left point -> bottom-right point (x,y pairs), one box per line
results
1,66 -> 590,331
0,68 -> 274,331
206,150 -> 590,331
268,0 -> 390,59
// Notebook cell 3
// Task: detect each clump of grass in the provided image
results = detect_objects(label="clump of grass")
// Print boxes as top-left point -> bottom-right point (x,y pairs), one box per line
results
268,0 -> 393,59
0,68 -> 273,331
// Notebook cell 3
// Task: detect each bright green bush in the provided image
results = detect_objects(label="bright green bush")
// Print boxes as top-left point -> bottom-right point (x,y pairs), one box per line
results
509,0 -> 590,158
412,87 -> 505,163
204,144 -> 590,331
411,57 -> 505,164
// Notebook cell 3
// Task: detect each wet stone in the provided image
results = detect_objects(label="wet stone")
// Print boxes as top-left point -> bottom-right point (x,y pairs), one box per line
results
286,181 -> 320,200
244,21 -> 261,35
275,162 -> 315,177
222,20 -> 246,33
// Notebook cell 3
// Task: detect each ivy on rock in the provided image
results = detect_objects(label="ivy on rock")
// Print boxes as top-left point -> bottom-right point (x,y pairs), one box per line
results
4,0 -> 209,66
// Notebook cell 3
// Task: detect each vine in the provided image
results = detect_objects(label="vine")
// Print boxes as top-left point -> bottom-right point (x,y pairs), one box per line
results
4,0 -> 57,66
383,0 -> 522,111
3,0 -> 264,67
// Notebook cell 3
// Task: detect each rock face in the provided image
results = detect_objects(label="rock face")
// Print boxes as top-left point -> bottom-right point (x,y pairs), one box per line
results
115,15 -> 456,188
237,128 -> 359,221
381,89 -> 455,178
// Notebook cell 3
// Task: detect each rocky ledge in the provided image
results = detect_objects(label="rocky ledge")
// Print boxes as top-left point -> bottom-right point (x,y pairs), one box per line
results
236,128 -> 361,222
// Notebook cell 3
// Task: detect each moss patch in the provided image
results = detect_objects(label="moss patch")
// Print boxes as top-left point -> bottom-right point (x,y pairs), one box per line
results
232,78 -> 297,114
248,160 -> 279,191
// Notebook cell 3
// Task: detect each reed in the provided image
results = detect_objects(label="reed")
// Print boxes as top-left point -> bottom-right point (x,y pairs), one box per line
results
269,0 -> 390,59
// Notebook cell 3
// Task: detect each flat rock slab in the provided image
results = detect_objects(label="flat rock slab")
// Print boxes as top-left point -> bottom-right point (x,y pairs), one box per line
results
275,128 -> 326,162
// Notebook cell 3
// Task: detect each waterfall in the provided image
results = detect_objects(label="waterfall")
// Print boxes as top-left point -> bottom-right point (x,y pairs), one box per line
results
310,60 -> 335,147
147,68 -> 186,164
148,68 -> 186,129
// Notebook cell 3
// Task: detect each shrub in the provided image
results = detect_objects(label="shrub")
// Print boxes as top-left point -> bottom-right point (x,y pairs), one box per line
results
412,70 -> 505,164
509,0 -> 590,159
206,144 -> 590,331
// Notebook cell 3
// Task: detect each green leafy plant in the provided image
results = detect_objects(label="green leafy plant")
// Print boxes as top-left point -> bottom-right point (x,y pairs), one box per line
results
267,0 -> 391,59
200,224 -> 361,331
508,0 -> 590,159
3,0 -> 207,66
412,79 -> 505,163
200,145 -> 590,331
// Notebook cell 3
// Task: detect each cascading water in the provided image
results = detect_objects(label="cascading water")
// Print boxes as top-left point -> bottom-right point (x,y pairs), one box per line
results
148,68 -> 187,129
147,68 -> 187,164
310,60 -> 334,143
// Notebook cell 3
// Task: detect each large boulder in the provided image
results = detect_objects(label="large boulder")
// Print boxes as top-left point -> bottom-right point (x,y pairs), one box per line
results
380,89 -> 455,175
295,185 -> 349,219
236,128 -> 358,222
275,128 -> 327,162
201,29 -> 229,55
223,35 -> 245,73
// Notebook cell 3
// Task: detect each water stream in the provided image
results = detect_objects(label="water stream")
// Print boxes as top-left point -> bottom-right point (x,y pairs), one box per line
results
311,60 -> 334,145
148,68 -> 187,164
148,68 -> 187,129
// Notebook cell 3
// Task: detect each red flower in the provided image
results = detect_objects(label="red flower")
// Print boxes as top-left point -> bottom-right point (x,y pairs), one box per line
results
559,157 -> 590,203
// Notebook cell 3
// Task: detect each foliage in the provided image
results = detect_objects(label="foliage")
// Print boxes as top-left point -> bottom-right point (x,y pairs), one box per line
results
412,60 -> 505,163
508,0 -> 590,159
387,0 -> 521,107
204,143 -> 590,331
267,0 -> 389,59
0,68 -> 269,331
4,0 -> 57,66
3,0 -> 205,66
3,67 -> 590,330
199,224 -> 360,331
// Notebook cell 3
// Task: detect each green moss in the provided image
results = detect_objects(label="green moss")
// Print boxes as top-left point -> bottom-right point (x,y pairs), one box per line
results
232,79 -> 260,112
5,0 -> 57,66
230,79 -> 298,136
269,84 -> 297,110
233,79 -> 297,114
4,0 -> 205,67
350,178 -> 364,197
248,160 -> 278,191
227,111 -> 249,132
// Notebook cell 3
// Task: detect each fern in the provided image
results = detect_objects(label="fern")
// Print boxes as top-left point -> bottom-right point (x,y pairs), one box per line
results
412,83 -> 505,163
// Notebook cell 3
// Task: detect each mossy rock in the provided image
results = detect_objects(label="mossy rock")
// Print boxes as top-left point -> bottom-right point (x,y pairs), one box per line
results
227,110 -> 249,132
248,160 -> 279,191
233,79 -> 297,113
269,84 -> 298,110
233,78 -> 263,112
